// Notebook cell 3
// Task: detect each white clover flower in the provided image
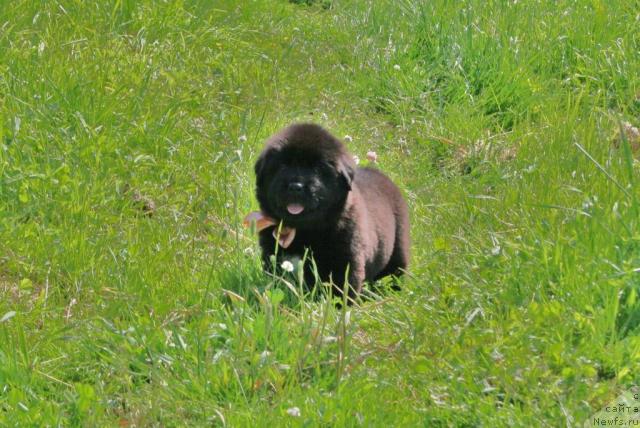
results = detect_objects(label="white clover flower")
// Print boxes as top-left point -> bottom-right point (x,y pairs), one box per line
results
286,407 -> 301,417
393,64 -> 401,71
281,260 -> 294,272
366,151 -> 377,162
353,155 -> 360,165
238,135 -> 247,142
344,135 -> 353,142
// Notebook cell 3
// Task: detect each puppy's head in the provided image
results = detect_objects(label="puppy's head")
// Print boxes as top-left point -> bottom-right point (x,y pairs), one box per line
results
254,123 -> 355,229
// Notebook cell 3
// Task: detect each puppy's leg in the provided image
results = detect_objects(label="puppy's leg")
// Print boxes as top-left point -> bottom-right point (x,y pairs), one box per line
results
258,228 -> 278,272
376,246 -> 409,281
331,256 -> 364,305
348,262 -> 365,301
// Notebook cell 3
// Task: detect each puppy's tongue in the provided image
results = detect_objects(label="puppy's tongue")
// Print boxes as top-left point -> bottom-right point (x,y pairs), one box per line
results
287,203 -> 305,215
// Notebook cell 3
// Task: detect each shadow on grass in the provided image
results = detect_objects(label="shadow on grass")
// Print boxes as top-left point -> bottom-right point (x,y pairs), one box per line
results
216,255 -> 406,311
289,0 -> 332,9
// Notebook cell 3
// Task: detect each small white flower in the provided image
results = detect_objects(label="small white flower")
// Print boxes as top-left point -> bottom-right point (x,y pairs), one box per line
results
366,151 -> 377,162
393,64 -> 401,71
238,135 -> 247,142
281,260 -> 294,272
322,335 -> 337,344
582,198 -> 594,212
344,135 -> 353,142
286,407 -> 301,417
353,155 -> 360,165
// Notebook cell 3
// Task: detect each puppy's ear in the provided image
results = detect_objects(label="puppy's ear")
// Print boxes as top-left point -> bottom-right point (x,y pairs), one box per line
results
337,154 -> 356,191
254,148 -> 272,186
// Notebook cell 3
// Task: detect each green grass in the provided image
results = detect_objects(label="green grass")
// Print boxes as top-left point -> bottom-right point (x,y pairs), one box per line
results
1,0 -> 639,425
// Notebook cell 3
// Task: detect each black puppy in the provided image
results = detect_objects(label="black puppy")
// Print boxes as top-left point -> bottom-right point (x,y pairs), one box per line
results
252,123 -> 410,300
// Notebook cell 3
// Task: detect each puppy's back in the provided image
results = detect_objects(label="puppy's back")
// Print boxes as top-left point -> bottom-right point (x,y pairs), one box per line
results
354,167 -> 407,214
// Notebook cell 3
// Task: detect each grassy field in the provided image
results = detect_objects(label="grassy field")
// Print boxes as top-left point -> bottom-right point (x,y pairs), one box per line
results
1,0 -> 639,425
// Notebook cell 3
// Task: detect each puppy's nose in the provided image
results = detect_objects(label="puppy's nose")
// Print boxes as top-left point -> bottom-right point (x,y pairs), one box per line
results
288,182 -> 304,193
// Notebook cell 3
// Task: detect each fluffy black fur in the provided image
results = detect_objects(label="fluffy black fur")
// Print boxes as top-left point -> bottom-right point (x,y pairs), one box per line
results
254,123 -> 410,300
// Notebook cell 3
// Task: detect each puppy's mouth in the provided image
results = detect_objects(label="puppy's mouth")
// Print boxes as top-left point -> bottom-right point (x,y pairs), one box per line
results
287,203 -> 305,215
276,194 -> 319,226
